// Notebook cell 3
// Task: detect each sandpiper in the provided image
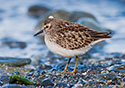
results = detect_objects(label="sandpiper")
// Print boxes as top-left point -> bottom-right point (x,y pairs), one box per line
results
34,16 -> 111,74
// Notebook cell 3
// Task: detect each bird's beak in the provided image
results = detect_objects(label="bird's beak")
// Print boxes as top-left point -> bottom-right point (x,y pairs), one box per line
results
34,29 -> 44,36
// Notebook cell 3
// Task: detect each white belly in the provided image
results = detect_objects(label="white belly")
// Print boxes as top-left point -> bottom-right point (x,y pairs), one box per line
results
45,36 -> 92,58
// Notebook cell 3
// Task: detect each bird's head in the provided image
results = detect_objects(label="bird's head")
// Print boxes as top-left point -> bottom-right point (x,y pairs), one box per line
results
34,16 -> 55,36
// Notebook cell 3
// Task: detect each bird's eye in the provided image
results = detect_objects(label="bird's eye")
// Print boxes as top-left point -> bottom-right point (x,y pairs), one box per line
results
46,26 -> 49,28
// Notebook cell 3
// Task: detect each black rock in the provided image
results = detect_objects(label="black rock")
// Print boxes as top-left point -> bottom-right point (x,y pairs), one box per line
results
41,78 -> 54,87
54,83 -> 69,88
77,17 -> 111,33
70,11 -> 97,22
0,57 -> 31,67
0,81 -> 4,86
1,84 -> 28,88
121,54 -> 125,59
1,37 -> 27,49
28,5 -> 50,18
78,79 -> 89,87
38,64 -> 52,70
110,53 -> 121,58
107,63 -> 125,73
4,41 -> 26,49
97,73 -> 117,80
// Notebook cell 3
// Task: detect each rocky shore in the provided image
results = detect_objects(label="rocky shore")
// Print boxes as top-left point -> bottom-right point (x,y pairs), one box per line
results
0,1 -> 125,88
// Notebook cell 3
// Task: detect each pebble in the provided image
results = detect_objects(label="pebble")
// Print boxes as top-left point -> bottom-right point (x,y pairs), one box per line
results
107,64 -> 125,73
41,78 -> 54,87
107,80 -> 112,83
0,81 -> 3,86
38,64 -> 52,70
54,82 -> 69,88
0,75 -> 9,84
1,84 -> 28,88
97,73 -> 116,80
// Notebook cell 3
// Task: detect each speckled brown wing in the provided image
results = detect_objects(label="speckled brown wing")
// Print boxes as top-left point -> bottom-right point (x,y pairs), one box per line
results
56,25 -> 94,50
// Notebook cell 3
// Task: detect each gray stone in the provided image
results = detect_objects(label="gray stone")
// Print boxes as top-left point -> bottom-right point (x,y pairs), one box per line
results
0,57 -> 31,67
1,84 -> 28,88
38,64 -> 52,70
0,81 -> 3,86
41,78 -> 54,87
121,54 -> 125,59
70,11 -> 97,22
54,82 -> 69,88
78,79 -> 89,87
4,41 -> 26,49
107,63 -> 125,73
0,75 -> 9,84
77,17 -> 111,32
1,38 -> 27,49
28,5 -> 51,18
97,73 -> 117,80
73,84 -> 83,88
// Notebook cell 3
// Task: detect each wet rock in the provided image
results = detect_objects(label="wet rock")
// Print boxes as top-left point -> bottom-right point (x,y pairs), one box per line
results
97,73 -> 117,80
70,11 -> 97,22
28,5 -> 51,18
0,81 -> 3,86
99,80 -> 105,84
107,63 -> 125,73
110,53 -> 121,58
38,64 -> 52,70
77,79 -> 89,87
0,75 -> 9,84
1,84 -> 28,88
0,57 -> 31,67
54,83 -> 69,88
1,40 -> 27,49
73,84 -> 83,88
77,17 -> 111,32
121,54 -> 125,59
41,78 -> 54,87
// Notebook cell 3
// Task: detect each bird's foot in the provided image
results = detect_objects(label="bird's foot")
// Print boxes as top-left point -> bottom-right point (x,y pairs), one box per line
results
66,71 -> 76,75
59,70 -> 69,74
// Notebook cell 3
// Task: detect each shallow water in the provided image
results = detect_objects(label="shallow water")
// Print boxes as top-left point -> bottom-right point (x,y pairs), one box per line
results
0,0 -> 125,58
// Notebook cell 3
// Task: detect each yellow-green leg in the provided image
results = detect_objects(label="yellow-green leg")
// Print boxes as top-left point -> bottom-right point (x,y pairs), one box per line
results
60,58 -> 71,74
60,56 -> 79,75
67,56 -> 79,74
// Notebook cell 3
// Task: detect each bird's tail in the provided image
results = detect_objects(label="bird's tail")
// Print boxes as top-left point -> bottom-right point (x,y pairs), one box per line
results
90,31 -> 112,40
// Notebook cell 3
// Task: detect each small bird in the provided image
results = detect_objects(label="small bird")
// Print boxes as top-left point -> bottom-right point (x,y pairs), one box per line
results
34,16 -> 111,74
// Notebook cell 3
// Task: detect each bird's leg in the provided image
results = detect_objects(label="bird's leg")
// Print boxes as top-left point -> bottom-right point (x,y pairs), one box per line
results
67,56 -> 79,74
60,58 -> 71,74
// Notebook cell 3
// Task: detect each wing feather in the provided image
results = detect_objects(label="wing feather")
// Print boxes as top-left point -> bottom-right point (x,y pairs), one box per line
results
56,25 -> 93,50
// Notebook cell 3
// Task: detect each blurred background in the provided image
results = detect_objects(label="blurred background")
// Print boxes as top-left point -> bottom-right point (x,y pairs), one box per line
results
0,0 -> 125,65
0,0 -> 125,87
